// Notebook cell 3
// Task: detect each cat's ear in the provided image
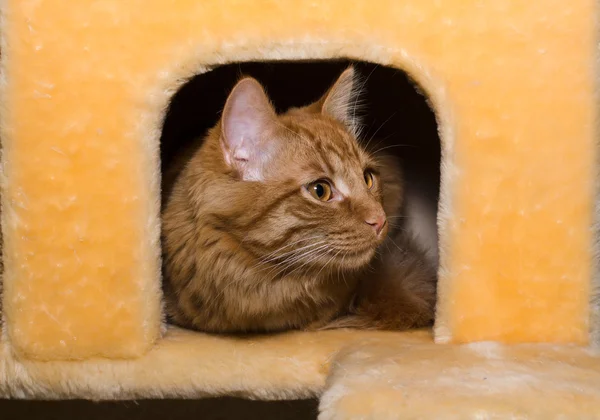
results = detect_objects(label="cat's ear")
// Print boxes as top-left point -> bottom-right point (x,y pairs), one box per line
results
311,66 -> 360,131
221,77 -> 278,181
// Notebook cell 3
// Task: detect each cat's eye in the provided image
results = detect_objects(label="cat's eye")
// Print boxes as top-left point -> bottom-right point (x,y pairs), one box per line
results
307,181 -> 332,201
364,170 -> 374,189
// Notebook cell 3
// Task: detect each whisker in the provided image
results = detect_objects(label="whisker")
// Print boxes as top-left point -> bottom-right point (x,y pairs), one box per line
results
384,239 -> 392,255
340,252 -> 349,286
258,235 -> 323,260
352,64 -> 378,131
387,221 -> 404,227
276,243 -> 329,270
365,131 -> 401,154
371,143 -> 417,155
253,243 -> 329,281
280,245 -> 332,279
362,111 -> 397,150
262,239 -> 325,262
253,238 -> 326,270
245,239 -> 317,271
315,248 -> 342,279
387,236 -> 405,252
266,242 -> 330,279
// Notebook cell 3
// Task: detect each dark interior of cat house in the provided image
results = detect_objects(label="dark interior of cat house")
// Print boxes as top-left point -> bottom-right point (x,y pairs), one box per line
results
161,60 -> 441,262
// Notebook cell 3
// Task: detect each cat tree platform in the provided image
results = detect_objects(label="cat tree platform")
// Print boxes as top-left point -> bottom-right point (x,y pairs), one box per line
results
1,0 -> 599,418
3,328 -> 600,418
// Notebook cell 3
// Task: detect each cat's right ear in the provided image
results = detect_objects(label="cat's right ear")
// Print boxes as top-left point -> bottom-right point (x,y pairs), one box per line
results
221,77 -> 278,181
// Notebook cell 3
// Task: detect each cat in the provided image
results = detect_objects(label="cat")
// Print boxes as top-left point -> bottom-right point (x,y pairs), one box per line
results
161,66 -> 437,334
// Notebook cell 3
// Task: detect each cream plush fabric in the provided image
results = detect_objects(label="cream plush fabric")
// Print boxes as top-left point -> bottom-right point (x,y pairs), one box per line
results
0,0 -> 598,417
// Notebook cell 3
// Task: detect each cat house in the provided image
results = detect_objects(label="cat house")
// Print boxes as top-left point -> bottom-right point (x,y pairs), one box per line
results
1,0 -> 599,418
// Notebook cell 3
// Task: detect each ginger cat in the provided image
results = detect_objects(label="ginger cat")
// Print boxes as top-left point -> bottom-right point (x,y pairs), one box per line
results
161,67 -> 436,333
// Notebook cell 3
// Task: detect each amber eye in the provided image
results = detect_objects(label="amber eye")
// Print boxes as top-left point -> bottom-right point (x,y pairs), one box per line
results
307,181 -> 332,201
364,170 -> 374,189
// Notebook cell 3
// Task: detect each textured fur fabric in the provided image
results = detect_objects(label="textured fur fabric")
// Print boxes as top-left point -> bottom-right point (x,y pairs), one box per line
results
2,327 -> 600,420
1,0 -> 596,362
0,0 -> 598,415
319,332 -> 600,419
0,327 -> 363,400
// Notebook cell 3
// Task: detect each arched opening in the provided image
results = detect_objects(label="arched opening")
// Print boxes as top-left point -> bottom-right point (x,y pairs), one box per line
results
159,59 -> 441,323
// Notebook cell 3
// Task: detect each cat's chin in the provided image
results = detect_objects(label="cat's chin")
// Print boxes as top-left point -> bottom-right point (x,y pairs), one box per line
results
332,246 -> 378,272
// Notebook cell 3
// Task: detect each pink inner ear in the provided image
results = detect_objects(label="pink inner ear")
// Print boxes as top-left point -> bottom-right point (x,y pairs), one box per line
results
221,78 -> 277,180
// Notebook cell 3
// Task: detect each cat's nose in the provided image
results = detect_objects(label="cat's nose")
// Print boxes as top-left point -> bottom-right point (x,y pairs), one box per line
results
365,212 -> 387,236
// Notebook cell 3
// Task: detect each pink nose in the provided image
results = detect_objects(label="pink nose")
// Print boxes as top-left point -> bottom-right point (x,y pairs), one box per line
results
365,213 -> 387,236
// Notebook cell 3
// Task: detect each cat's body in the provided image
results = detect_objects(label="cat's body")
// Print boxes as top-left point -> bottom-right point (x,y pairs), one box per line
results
161,67 -> 437,333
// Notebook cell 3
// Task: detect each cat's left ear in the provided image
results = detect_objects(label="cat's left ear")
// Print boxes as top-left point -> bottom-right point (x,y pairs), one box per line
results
310,66 -> 360,131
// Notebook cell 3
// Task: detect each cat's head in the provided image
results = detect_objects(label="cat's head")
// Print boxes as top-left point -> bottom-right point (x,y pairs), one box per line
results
217,67 -> 394,273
